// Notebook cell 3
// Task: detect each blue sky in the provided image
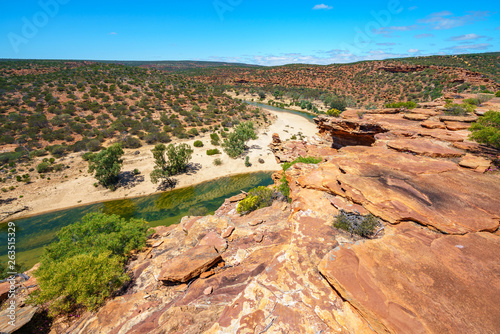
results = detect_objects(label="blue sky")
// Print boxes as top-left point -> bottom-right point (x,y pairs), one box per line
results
0,0 -> 498,65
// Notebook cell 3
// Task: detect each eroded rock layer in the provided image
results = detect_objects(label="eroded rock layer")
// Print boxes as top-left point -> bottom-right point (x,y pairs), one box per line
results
25,105 -> 500,334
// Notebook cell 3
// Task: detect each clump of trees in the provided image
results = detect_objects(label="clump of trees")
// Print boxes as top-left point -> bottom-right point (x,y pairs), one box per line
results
385,101 -> 417,109
469,111 -> 500,148
32,212 -> 149,315
222,122 -> 257,158
87,143 -> 124,189
150,143 -> 193,185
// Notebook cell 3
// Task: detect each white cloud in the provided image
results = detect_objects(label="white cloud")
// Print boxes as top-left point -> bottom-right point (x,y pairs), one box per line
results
448,33 -> 484,41
418,11 -> 491,30
414,33 -> 434,39
444,43 -> 491,51
109,32 -> 117,35
408,49 -> 420,53
313,4 -> 333,10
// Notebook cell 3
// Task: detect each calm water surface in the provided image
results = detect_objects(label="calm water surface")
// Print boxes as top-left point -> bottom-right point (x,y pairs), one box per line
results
0,172 -> 273,269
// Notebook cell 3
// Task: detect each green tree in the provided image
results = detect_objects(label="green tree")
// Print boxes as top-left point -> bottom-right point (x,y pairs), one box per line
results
469,111 -> 500,148
87,143 -> 124,188
32,212 -> 149,314
150,143 -> 193,184
222,122 -> 257,158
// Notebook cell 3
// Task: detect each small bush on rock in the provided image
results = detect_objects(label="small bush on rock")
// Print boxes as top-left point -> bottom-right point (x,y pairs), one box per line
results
237,186 -> 274,215
193,140 -> 203,147
469,111 -> 500,148
334,210 -> 379,237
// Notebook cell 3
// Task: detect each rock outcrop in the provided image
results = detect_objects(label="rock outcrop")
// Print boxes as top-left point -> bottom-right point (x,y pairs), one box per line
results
15,100 -> 500,333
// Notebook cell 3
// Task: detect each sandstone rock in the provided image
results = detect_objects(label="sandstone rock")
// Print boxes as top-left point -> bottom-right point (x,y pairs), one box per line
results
198,231 -> 228,253
319,223 -> 500,334
459,154 -> 491,171
330,196 -> 369,215
271,133 -> 281,144
420,120 -> 446,129
159,245 -> 222,283
403,113 -> 430,121
221,226 -> 235,238
312,146 -> 500,234
248,219 -> 263,226
0,281 -> 9,303
387,138 -> 464,158
439,115 -> 478,123
315,115 -> 388,149
152,240 -> 163,248
445,121 -> 470,131
228,193 -> 246,202
204,286 -> 213,295
253,232 -> 264,243
0,305 -> 38,334
200,270 -> 215,279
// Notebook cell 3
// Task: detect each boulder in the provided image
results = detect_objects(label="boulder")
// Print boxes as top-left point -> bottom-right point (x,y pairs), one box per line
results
198,231 -> 228,253
445,121 -> 470,131
159,245 -> 222,283
387,138 -> 464,158
420,120 -> 446,129
221,226 -> 235,238
0,305 -> 38,334
459,154 -> 491,171
439,115 -> 478,123
319,223 -> 500,334
403,113 -> 430,121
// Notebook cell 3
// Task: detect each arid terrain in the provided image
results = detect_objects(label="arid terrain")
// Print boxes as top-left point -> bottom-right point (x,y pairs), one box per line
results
1,54 -> 500,333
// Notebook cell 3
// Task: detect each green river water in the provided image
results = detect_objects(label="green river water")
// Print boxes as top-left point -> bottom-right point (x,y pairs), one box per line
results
0,172 -> 273,269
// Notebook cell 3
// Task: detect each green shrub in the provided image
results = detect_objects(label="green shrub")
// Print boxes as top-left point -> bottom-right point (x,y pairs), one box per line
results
206,148 -> 221,156
279,156 -> 322,201
193,140 -> 203,147
237,186 -> 274,214
463,98 -> 480,106
122,136 -> 142,149
245,156 -> 251,167
82,152 -> 94,161
37,162 -> 52,173
334,210 -> 379,237
326,108 -> 343,117
282,156 -> 322,172
210,133 -> 220,146
469,111 -> 500,148
496,91 -> 500,97
53,164 -> 65,172
444,102 -> 475,116
32,212 -> 149,315
385,101 -> 417,109
213,158 -> 222,166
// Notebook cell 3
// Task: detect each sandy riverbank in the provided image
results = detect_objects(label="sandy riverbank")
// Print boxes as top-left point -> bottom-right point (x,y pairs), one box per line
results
1,107 -> 319,221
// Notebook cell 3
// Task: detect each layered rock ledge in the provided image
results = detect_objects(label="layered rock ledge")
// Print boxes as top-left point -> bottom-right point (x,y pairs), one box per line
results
14,105 -> 500,333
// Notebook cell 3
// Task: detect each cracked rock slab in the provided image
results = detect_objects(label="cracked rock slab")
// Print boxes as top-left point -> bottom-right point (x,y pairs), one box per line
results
319,222 -> 500,334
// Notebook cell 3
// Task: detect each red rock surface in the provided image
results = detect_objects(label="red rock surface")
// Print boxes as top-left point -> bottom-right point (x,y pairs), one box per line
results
319,223 -> 500,334
46,104 -> 500,334
159,245 -> 222,283
386,138 -> 465,158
